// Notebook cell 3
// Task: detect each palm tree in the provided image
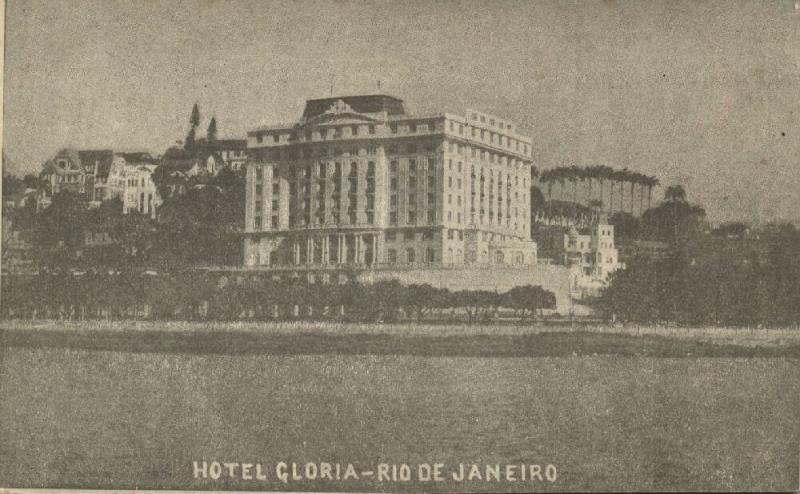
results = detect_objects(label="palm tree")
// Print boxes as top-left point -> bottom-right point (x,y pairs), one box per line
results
630,171 -> 640,215
568,165 -> 582,224
584,165 -> 603,205
597,165 -> 613,214
646,176 -> 660,211
588,199 -> 603,226
664,184 -> 687,203
610,170 -> 626,215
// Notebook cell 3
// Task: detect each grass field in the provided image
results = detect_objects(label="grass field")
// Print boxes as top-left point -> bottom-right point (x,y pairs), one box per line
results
1,322 -> 799,491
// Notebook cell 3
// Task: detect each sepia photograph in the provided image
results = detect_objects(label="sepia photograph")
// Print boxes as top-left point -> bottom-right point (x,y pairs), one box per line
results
1,0 -> 799,492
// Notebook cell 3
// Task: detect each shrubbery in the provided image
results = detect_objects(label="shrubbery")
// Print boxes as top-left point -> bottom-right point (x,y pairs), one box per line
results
0,273 -> 556,324
598,229 -> 800,326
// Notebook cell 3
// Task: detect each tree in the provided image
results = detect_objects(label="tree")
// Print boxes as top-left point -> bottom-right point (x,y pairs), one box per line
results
207,116 -> 218,143
33,191 -> 88,268
664,185 -> 686,204
640,185 -> 705,242
185,103 -> 201,150
190,103 -> 200,128
184,126 -> 196,150
505,285 -> 556,321
609,212 -> 640,241
2,173 -> 24,197
22,174 -> 39,190
403,283 -> 441,322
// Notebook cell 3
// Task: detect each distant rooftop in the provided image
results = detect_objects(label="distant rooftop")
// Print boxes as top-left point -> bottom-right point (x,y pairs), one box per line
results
302,95 -> 405,120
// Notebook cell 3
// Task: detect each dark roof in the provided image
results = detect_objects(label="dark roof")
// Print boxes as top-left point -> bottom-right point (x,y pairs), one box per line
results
78,150 -> 114,178
158,159 -> 198,172
119,152 -> 156,164
214,139 -> 247,150
302,95 -> 405,119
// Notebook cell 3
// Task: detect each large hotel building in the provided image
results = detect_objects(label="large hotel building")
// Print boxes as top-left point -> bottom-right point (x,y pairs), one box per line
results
243,95 -> 537,269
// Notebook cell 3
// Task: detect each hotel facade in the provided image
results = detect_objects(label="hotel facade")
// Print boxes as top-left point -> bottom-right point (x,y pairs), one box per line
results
243,95 -> 537,269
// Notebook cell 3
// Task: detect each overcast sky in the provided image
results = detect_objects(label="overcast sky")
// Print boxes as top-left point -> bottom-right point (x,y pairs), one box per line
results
3,0 -> 799,224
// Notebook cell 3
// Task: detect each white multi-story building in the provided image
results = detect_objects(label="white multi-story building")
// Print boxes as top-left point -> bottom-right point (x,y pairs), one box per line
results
107,152 -> 161,218
537,223 -> 622,297
243,94 -> 537,269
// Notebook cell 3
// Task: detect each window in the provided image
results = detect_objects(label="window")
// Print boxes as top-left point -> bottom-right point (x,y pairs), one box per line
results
271,216 -> 278,228
406,248 -> 416,263
447,229 -> 454,240
273,134 -> 280,143
388,249 -> 397,264
255,168 -> 263,181
254,216 -> 262,229
255,200 -> 263,213
408,211 -> 416,223
409,123 -> 417,133
368,125 -> 375,134
351,125 -> 359,136
390,124 -> 398,134
390,212 -> 397,224
272,183 -> 280,194
426,248 -> 435,263
390,160 -> 398,173
255,185 -> 263,196
386,231 -> 396,241
423,230 -> 434,241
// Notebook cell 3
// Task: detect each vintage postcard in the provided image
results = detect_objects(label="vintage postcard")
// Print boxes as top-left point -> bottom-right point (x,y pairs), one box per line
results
1,0 -> 799,492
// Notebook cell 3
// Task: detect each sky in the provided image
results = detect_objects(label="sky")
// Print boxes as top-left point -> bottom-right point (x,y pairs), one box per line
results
3,0 -> 799,224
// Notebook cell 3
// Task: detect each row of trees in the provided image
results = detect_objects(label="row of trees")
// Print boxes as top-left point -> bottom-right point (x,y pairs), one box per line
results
532,182 -> 707,244
598,224 -> 800,326
184,103 -> 218,150
537,165 -> 660,217
0,274 -> 556,324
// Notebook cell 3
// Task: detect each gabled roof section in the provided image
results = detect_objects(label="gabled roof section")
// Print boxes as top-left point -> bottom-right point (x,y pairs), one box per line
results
302,95 -> 405,119
78,150 -> 114,178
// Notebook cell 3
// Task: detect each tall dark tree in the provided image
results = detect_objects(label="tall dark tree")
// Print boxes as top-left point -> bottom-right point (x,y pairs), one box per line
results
185,103 -> 201,150
190,103 -> 200,128
184,126 -> 196,150
207,116 -> 218,143
22,174 -> 39,190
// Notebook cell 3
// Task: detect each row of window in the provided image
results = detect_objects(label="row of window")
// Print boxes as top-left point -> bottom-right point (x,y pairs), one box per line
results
254,133 -> 528,166
468,111 -> 512,130
441,121 -> 528,155
258,145 -> 379,161
255,124 -> 379,145
386,247 -> 436,264
385,229 -> 435,242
